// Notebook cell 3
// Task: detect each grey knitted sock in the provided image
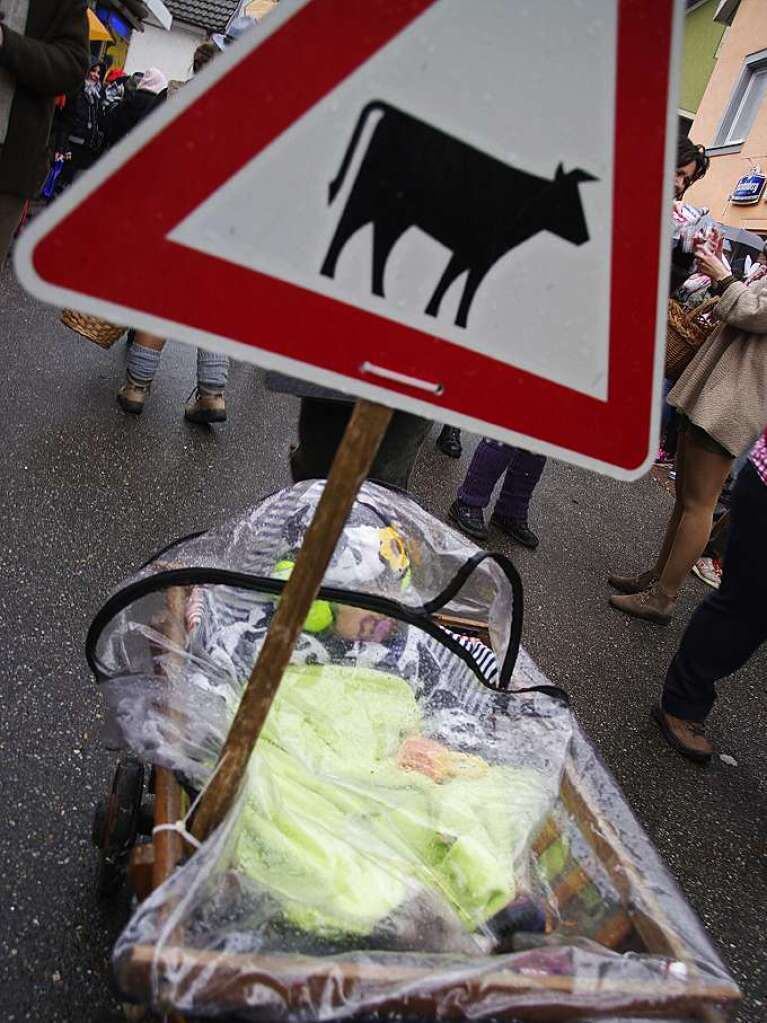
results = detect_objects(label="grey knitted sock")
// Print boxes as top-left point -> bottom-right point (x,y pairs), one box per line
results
126,342 -> 162,384
197,348 -> 229,393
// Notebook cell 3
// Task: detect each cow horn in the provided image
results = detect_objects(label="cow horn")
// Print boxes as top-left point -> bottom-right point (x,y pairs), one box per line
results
571,169 -> 599,183
554,164 -> 598,184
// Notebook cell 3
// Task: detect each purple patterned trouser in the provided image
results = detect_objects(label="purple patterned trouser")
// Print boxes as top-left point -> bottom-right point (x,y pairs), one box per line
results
457,439 -> 546,523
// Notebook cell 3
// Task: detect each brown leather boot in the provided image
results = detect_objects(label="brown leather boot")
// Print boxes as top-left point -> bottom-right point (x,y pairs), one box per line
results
607,568 -> 658,594
608,583 -> 675,624
651,704 -> 713,763
116,374 -> 151,415
184,388 -> 227,424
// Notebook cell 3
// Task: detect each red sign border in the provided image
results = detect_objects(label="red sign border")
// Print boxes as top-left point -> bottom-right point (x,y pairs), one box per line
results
28,0 -> 673,472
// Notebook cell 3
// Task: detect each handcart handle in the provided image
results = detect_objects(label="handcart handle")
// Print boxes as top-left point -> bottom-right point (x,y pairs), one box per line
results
191,400 -> 393,843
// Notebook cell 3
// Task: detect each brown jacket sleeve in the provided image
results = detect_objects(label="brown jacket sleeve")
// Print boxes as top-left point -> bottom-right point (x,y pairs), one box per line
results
716,279 -> 767,335
0,1 -> 89,97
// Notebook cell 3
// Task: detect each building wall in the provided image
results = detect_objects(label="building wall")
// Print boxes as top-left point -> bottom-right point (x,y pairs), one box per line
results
125,20 -> 205,82
679,0 -> 727,115
687,0 -> 767,234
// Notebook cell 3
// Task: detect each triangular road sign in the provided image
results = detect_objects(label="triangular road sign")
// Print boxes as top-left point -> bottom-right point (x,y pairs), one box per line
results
17,0 -> 679,479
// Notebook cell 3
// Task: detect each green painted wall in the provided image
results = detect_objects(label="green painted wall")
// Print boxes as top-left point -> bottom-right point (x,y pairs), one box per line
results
679,0 -> 727,114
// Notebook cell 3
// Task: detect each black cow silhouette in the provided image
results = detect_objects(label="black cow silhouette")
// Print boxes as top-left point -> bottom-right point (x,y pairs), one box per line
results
320,101 -> 597,328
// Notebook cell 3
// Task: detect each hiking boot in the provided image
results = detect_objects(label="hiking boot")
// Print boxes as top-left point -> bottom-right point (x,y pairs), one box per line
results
607,568 -> 658,594
436,425 -> 462,459
116,374 -> 151,415
184,388 -> 227,424
651,704 -> 713,764
448,500 -> 488,541
491,514 -> 539,549
609,584 -> 676,625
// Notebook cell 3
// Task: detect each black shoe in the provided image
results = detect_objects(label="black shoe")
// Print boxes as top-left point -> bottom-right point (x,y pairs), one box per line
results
448,500 -> 487,541
491,514 -> 539,549
436,426 -> 462,459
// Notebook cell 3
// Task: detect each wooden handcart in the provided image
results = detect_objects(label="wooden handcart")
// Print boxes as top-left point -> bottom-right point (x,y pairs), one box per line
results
90,403 -> 739,1022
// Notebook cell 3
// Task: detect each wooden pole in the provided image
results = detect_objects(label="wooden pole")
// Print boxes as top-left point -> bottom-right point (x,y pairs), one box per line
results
152,586 -> 187,890
191,399 -> 393,842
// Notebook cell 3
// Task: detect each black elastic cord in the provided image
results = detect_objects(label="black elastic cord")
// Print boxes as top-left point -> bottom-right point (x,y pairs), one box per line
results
421,550 -> 524,687
86,569 -> 502,691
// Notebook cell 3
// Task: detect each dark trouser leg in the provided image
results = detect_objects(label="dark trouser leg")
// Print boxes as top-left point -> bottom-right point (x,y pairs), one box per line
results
457,439 -> 513,509
58,145 -> 96,190
703,510 -> 729,561
372,409 -> 431,489
494,449 -> 547,523
0,193 -> 26,268
660,377 -> 678,455
664,411 -> 679,458
662,462 -> 767,722
290,398 -> 430,490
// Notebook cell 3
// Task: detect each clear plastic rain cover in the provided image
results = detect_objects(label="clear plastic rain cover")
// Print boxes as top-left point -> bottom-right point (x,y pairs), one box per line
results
88,482 -> 739,1021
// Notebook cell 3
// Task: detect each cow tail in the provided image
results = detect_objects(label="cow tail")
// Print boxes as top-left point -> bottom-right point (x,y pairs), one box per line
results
328,101 -> 388,204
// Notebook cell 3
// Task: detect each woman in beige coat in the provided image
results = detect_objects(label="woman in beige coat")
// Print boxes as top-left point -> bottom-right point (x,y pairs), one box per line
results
609,242 -> 767,623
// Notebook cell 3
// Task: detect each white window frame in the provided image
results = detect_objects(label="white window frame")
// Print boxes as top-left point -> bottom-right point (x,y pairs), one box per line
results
712,48 -> 767,152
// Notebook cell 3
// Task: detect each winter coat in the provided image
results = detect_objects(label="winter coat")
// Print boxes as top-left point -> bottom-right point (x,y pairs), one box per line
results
103,86 -> 166,149
668,279 -> 767,457
56,82 -> 103,153
0,0 -> 89,197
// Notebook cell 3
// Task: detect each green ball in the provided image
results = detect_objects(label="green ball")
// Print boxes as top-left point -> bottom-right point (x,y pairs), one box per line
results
273,559 -> 295,580
304,599 -> 334,633
273,559 -> 333,631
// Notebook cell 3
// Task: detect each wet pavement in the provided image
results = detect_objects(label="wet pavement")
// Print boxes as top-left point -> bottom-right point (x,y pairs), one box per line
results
0,265 -> 764,1021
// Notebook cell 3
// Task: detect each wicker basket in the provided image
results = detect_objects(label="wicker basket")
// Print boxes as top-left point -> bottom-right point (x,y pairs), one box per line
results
60,309 -> 125,350
665,296 -> 719,382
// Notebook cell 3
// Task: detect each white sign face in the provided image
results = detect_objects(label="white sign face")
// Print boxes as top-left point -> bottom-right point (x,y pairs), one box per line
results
172,0 -> 616,400
16,0 -> 680,478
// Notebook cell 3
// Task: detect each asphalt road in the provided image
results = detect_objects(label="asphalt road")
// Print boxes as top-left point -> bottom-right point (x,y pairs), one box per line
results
1,265 -> 765,1022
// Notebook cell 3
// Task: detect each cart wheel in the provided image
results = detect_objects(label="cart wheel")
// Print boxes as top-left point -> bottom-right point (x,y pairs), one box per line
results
93,756 -> 145,897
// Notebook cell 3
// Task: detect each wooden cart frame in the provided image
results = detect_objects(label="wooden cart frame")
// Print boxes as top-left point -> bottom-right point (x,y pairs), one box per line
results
93,403 -> 739,1022
104,607 -> 739,1023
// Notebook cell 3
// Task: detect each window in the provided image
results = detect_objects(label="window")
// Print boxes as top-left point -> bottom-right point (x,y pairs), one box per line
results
678,113 -> 694,137
724,66 -> 767,144
714,50 -> 767,150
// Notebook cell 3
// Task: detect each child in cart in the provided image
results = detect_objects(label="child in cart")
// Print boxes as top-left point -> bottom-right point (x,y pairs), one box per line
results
103,482 -> 567,954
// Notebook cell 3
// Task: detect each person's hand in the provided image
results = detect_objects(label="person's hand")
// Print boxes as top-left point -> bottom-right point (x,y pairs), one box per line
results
694,239 -> 730,281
